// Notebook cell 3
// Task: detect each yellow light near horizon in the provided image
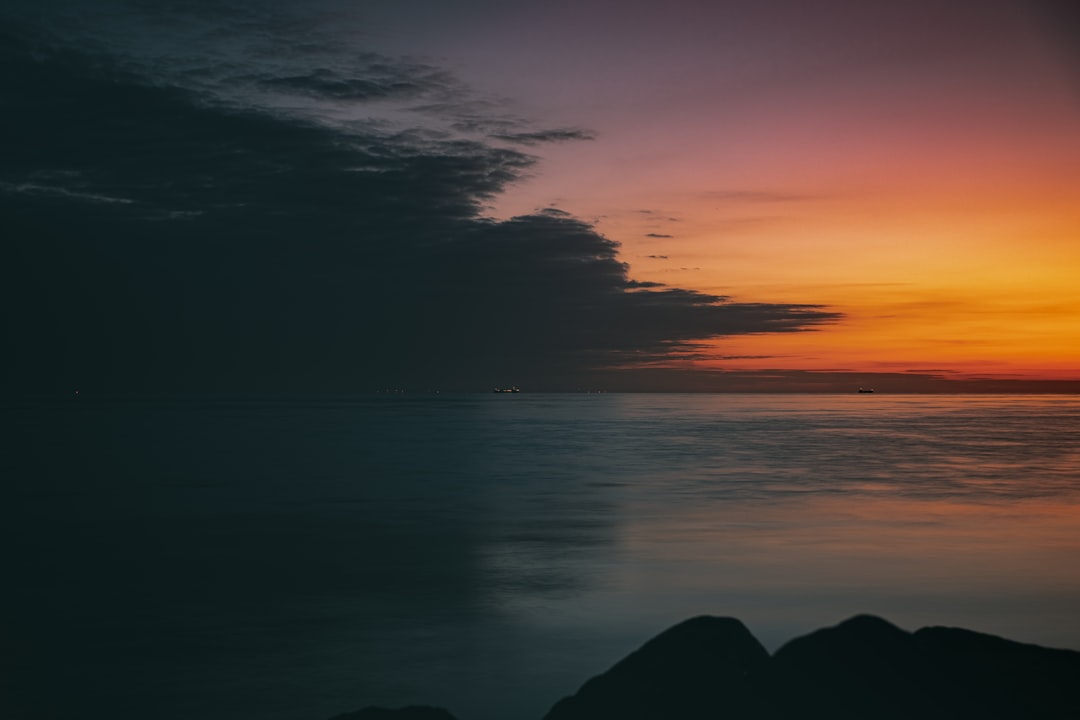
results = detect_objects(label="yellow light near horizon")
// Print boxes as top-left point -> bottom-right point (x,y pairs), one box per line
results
483,11 -> 1080,387
696,290 -> 1080,381
602,153 -> 1080,383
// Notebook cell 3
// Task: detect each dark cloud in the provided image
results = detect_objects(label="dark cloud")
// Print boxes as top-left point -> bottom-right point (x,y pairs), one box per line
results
645,233 -> 673,238
492,128 -> 596,145
254,60 -> 455,101
645,254 -> 669,259
2,15 -> 839,396
448,113 -> 525,135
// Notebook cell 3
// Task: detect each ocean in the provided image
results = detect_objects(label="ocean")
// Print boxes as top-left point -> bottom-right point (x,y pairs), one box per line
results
5,394 -> 1080,720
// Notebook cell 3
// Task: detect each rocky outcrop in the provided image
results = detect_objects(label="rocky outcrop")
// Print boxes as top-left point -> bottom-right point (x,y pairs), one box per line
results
543,616 -> 769,720
544,614 -> 1080,720
765,614 -> 936,718
332,615 -> 1080,720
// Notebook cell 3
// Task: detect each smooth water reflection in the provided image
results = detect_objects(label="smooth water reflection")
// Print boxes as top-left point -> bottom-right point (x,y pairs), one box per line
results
5,394 -> 1080,720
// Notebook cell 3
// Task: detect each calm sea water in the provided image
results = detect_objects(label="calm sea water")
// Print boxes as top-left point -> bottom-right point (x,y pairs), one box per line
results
5,394 -> 1080,720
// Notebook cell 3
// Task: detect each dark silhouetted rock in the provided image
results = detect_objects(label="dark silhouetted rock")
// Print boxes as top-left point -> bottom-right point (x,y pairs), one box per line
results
913,625 -> 1080,718
542,615 -> 770,720
332,616 -> 1080,720
766,614 -> 1080,719
543,614 -> 1080,720
767,614 -> 946,719
329,706 -> 458,720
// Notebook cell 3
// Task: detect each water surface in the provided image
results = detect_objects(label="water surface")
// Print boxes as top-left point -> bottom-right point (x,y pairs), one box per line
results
5,394 -> 1080,719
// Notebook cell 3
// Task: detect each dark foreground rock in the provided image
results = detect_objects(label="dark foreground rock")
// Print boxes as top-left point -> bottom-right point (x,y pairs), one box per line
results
545,614 -> 1080,720
544,616 -> 768,720
760,614 -> 1080,718
332,615 -> 1080,720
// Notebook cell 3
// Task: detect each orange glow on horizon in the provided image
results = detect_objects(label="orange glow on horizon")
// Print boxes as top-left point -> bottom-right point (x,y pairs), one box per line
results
604,182 -> 1080,381
479,4 -> 1080,385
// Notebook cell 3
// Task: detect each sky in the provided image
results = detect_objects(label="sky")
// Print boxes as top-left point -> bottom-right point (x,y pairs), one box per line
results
5,0 -> 1080,393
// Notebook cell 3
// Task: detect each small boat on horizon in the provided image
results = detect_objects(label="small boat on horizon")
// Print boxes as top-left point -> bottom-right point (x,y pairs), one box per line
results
493,386 -> 520,393
858,387 -> 875,394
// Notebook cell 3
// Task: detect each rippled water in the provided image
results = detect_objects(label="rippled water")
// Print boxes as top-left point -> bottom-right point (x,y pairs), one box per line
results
6,394 -> 1080,720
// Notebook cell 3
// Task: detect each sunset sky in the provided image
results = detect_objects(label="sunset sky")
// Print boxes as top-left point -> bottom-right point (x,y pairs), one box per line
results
5,0 -> 1080,392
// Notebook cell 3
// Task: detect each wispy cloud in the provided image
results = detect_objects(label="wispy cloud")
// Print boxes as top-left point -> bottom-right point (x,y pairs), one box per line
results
254,60 -> 456,101
491,128 -> 596,145
637,209 -> 682,222
2,181 -> 136,205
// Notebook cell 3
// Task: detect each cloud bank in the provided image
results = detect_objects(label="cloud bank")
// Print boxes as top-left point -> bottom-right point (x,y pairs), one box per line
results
2,7 -> 839,395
